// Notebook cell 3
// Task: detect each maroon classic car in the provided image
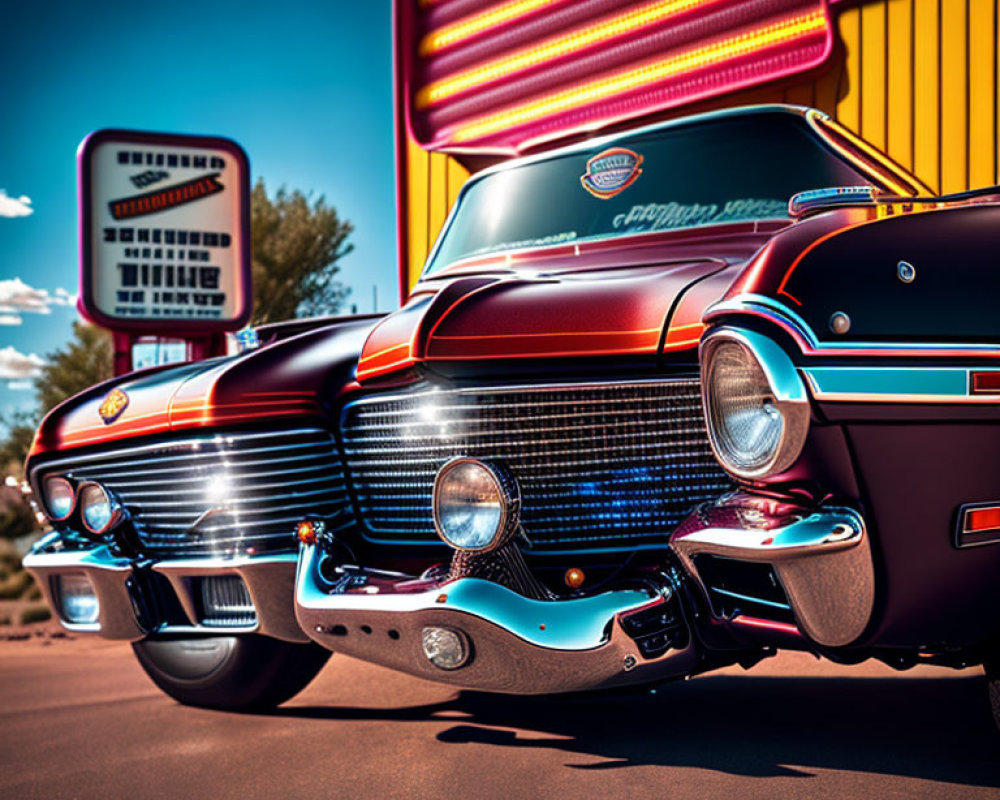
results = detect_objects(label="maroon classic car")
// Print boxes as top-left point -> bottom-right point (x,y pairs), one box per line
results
24,106 -> 1000,728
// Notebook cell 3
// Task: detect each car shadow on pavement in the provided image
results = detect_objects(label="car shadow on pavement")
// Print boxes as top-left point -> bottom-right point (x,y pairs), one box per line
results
275,674 -> 1000,785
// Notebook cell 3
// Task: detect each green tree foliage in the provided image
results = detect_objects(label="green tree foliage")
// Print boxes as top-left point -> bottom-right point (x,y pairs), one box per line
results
0,411 -> 36,476
250,178 -> 354,325
0,501 -> 36,543
34,321 -> 114,415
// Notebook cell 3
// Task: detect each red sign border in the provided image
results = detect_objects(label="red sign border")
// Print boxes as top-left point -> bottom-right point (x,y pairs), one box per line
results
78,128 -> 252,335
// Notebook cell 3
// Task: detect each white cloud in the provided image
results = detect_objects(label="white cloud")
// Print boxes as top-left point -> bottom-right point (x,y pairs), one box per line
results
0,190 -> 33,218
0,314 -> 21,326
0,278 -> 76,316
52,287 -> 78,305
6,379 -> 34,391
0,346 -> 45,380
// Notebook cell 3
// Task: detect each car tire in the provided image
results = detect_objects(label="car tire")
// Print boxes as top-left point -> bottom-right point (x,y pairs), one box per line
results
988,660 -> 1000,733
133,635 -> 331,711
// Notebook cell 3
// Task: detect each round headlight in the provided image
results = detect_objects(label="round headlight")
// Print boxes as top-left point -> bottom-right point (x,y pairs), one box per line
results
432,458 -> 519,552
77,481 -> 123,536
42,476 -> 75,522
701,329 -> 809,480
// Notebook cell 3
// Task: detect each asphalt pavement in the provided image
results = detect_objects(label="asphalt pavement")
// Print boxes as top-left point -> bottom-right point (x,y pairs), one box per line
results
1,635 -> 999,800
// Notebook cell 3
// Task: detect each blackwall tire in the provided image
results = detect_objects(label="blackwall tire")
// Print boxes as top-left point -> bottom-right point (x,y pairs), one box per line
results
987,655 -> 1000,734
133,635 -> 331,711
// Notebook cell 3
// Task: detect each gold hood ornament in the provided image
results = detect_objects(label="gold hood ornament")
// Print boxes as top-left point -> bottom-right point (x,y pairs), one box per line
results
98,388 -> 129,424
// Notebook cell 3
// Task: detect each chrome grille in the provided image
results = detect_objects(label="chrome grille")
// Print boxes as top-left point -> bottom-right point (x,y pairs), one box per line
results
198,576 -> 256,627
341,380 -> 732,553
35,428 -> 351,557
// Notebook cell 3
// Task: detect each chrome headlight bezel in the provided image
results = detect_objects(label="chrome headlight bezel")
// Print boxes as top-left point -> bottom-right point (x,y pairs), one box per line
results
700,327 -> 810,480
77,481 -> 125,537
432,457 -> 520,552
41,475 -> 76,522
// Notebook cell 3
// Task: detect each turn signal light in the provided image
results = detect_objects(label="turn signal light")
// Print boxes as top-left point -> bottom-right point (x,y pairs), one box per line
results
564,567 -> 585,589
964,507 -> 1000,534
971,372 -> 1000,394
296,519 -> 319,545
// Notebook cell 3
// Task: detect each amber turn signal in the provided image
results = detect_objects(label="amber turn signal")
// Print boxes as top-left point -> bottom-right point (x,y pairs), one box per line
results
564,567 -> 585,589
296,519 -> 318,545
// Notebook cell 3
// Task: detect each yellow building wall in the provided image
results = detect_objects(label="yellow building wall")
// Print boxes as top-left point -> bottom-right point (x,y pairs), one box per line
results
401,0 -> 1000,293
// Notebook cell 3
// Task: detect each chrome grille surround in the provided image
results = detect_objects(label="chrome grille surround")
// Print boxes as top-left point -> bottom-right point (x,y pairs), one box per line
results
33,428 -> 351,558
341,379 -> 732,554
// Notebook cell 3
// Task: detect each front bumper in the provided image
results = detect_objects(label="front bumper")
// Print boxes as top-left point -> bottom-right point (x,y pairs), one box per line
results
23,535 -> 308,643
295,544 -> 698,694
672,495 -> 874,647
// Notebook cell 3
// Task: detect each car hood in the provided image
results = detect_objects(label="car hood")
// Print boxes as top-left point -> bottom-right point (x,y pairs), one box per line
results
29,317 -> 377,458
357,225 -> 778,383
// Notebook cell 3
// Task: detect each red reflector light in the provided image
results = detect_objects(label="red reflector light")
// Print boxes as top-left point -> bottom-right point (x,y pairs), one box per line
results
971,372 -> 1000,394
963,507 -> 1000,533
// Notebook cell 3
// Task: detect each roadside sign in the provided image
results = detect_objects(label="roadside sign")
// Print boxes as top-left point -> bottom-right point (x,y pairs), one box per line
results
78,129 -> 251,334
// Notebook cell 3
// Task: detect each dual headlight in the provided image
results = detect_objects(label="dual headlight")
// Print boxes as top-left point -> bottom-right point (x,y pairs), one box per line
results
40,477 -> 123,536
701,328 -> 810,480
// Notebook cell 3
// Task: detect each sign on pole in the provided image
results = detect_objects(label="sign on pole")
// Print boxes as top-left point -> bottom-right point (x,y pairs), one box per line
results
78,129 -> 252,335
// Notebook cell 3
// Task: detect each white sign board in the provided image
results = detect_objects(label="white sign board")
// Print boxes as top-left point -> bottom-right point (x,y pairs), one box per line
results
79,130 -> 251,334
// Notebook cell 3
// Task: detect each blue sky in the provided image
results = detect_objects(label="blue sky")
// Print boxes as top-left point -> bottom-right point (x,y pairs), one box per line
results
0,0 -> 396,421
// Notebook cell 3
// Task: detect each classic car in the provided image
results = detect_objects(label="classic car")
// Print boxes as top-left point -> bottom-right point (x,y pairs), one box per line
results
24,105 -> 1000,728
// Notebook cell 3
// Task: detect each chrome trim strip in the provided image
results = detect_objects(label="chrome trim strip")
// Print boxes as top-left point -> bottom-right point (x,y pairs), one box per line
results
31,427 -> 334,470
707,293 -> 1000,359
802,366 -> 1000,403
344,376 -> 703,408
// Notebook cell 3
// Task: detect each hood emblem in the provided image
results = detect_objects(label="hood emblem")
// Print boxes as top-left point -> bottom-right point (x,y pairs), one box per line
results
580,147 -> 643,199
98,388 -> 129,424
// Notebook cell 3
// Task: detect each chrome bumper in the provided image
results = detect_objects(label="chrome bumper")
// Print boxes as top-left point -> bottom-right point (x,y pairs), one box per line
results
671,496 -> 874,647
295,544 -> 698,694
23,536 -> 308,643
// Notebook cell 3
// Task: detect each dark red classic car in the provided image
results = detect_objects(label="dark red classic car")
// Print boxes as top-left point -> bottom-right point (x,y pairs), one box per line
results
24,106 -> 1000,728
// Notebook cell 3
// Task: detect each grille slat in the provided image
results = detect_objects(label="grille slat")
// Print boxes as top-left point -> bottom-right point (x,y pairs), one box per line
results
37,428 -> 350,557
341,380 -> 731,553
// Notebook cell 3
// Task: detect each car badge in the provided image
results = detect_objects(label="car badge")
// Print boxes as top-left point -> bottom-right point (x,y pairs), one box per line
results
98,388 -> 129,424
580,147 -> 643,199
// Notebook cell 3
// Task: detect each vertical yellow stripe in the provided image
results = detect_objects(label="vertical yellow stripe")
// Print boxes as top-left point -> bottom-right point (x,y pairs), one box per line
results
913,0 -> 940,192
837,7 -> 862,132
886,0 -> 913,171
860,0 -> 888,150
446,156 -> 470,207
428,152 -> 449,248
406,135 -> 429,288
969,0 -> 996,188
940,0 -> 968,192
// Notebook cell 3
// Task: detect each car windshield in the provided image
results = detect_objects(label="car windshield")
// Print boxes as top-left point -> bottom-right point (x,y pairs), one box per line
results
424,111 -> 871,275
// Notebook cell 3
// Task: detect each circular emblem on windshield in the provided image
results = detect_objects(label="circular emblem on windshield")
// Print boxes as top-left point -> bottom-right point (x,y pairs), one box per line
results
98,387 -> 129,424
580,147 -> 644,199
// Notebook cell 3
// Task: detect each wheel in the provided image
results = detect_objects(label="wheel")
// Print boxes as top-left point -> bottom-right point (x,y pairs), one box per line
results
988,656 -> 1000,733
132,634 -> 331,711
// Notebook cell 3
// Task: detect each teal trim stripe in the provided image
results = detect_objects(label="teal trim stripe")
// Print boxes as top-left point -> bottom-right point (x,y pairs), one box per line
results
803,367 -> 971,398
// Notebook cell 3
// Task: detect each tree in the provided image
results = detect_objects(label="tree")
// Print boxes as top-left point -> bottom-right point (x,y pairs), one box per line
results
250,179 -> 354,324
34,321 -> 114,415
0,411 -> 38,476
